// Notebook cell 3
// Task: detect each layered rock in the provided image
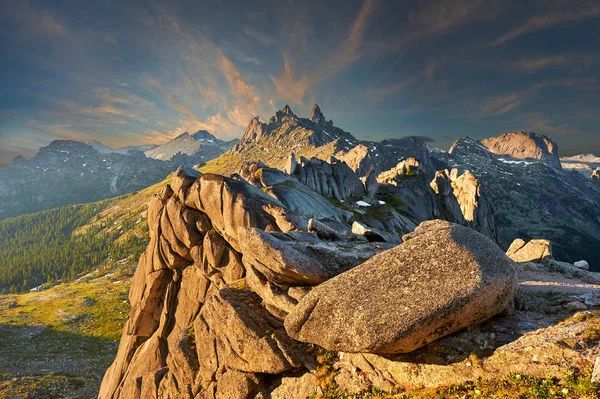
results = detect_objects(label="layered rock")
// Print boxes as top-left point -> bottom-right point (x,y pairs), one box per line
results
238,161 -> 353,223
481,131 -> 561,169
285,220 -> 516,354
285,155 -> 366,201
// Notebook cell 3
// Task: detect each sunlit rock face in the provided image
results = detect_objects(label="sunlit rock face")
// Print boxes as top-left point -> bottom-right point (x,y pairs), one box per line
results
480,131 -> 562,169
592,167 -> 600,182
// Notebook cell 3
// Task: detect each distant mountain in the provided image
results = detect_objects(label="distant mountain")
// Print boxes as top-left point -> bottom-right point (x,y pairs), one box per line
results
562,153 -> 600,164
0,140 -> 181,219
144,130 -> 237,162
560,154 -> 600,177
88,140 -> 158,155
1,130 -> 235,219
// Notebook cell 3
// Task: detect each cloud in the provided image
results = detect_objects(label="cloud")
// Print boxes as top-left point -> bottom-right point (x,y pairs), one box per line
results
216,49 -> 259,107
243,26 -> 276,46
362,75 -> 420,105
271,0 -> 380,105
99,32 -> 119,46
479,78 -> 596,117
410,0 -> 503,36
376,0 -> 507,54
491,1 -> 600,45
1,0 -> 68,37
511,53 -> 600,73
270,54 -> 309,105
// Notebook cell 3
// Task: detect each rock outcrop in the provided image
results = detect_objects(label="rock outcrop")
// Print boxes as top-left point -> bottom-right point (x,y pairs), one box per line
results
430,168 -> 498,241
100,166 -> 519,399
285,220 -> 516,354
592,167 -> 600,182
377,158 -> 423,179
99,171 -> 393,399
285,155 -> 366,201
506,238 -> 553,263
238,161 -> 353,223
481,131 -> 561,169
336,144 -> 374,178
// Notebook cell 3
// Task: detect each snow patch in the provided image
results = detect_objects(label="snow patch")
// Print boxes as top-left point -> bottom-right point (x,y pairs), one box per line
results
498,158 -> 534,166
356,200 -> 371,207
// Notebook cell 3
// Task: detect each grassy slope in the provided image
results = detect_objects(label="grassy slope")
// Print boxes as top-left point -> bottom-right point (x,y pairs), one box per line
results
0,267 -> 131,398
0,180 -> 166,397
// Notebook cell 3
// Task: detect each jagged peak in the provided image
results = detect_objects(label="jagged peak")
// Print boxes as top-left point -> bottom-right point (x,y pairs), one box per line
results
281,104 -> 294,115
310,104 -> 325,124
174,131 -> 191,140
191,130 -> 218,142
241,116 -> 268,143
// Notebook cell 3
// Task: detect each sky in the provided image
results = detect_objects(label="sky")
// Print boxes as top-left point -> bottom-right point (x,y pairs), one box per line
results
1,0 -> 599,165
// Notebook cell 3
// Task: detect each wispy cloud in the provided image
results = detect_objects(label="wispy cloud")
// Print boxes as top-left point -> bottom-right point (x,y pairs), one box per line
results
512,53 -> 600,73
491,0 -> 600,45
99,32 -> 119,46
270,54 -> 309,105
271,0 -> 380,105
1,0 -> 67,37
243,26 -> 276,46
479,77 -> 596,117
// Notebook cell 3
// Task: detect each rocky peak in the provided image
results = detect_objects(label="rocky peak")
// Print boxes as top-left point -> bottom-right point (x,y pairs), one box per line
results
88,140 -> 117,154
268,105 -> 298,125
191,130 -> 219,143
240,116 -> 268,143
309,104 -> 325,124
481,131 -> 561,169
592,167 -> 600,182
39,140 -> 101,158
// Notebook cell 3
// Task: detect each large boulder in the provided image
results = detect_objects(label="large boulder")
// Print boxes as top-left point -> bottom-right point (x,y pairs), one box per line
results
285,220 -> 517,354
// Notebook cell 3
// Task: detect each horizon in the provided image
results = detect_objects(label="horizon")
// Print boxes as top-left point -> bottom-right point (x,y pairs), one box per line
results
1,0 -> 600,164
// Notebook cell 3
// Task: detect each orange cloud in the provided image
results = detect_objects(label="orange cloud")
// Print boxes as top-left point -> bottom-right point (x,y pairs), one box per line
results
270,54 -> 309,105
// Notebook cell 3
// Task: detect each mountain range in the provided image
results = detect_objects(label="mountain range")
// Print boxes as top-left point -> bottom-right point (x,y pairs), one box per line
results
199,105 -> 600,269
0,130 -> 236,219
2,103 -> 599,269
2,104 -> 600,398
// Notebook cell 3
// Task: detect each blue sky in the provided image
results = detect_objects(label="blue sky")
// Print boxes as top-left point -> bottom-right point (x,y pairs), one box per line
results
1,0 -> 599,164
